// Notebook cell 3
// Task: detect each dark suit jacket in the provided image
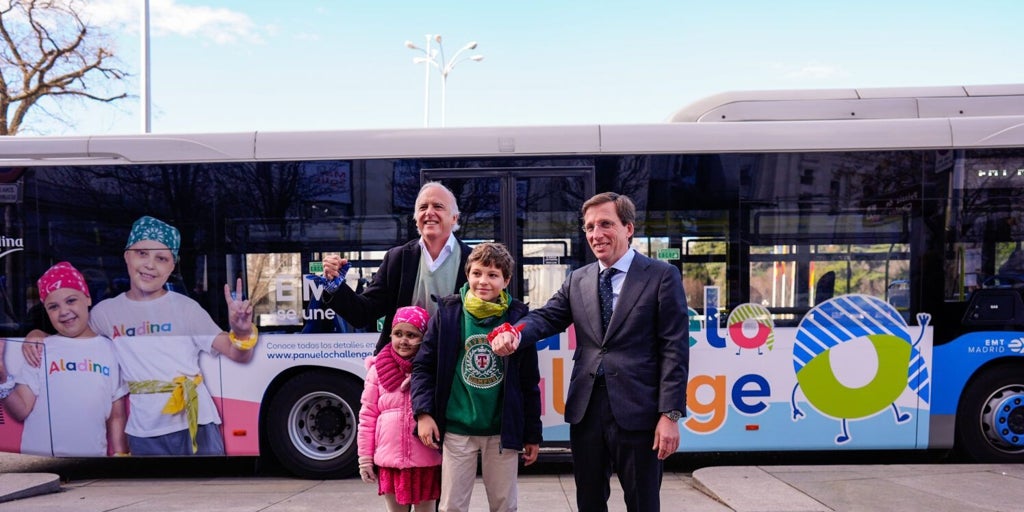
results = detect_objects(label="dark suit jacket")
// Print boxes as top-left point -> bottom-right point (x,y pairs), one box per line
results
324,237 -> 473,353
519,251 -> 689,431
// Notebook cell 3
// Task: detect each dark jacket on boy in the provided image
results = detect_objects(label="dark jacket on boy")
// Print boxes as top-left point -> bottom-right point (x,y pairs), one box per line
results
411,295 -> 542,451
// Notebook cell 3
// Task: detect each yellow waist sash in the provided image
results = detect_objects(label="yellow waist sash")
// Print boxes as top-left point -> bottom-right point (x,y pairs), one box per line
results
128,375 -> 203,454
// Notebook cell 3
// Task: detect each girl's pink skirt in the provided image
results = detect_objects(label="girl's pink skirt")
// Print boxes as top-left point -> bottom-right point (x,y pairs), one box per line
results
377,465 -> 441,505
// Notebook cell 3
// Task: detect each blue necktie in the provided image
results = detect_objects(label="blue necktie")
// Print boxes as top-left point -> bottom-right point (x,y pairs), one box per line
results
599,267 -> 618,333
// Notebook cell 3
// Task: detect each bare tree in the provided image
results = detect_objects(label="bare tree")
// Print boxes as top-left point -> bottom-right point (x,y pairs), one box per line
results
0,0 -> 128,135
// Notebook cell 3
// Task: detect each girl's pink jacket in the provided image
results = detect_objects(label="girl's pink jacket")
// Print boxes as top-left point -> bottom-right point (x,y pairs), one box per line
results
357,353 -> 443,469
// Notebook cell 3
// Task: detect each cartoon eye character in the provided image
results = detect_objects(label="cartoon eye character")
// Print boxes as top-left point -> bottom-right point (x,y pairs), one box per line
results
727,303 -> 774,355
790,295 -> 930,444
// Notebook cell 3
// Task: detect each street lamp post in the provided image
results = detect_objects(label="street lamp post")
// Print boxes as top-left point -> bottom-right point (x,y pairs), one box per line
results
437,39 -> 484,128
141,0 -> 151,133
404,35 -> 437,127
404,35 -> 483,127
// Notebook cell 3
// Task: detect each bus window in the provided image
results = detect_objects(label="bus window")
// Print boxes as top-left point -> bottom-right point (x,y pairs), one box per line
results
739,151 -> 918,325
246,252 -> 302,329
947,149 -> 1024,301
887,279 -> 911,321
747,243 -> 910,324
680,237 -> 726,310
522,239 -> 571,309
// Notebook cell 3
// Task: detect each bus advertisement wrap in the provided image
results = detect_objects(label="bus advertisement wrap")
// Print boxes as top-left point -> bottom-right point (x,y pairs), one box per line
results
0,286 -> 937,458
3,84 -> 1024,478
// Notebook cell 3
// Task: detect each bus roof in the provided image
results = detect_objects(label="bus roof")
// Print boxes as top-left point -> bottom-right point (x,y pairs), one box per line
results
3,84 -> 1024,165
668,84 -> 1024,122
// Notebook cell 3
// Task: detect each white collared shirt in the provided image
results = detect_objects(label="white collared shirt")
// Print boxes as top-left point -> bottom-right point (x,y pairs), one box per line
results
419,232 -> 458,272
599,248 -> 635,310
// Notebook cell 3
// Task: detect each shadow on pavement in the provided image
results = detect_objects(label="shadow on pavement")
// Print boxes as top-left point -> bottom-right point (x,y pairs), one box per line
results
5,448 -> 956,483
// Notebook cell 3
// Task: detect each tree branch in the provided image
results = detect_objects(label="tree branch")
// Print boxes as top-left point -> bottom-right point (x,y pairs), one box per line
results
0,0 -> 129,135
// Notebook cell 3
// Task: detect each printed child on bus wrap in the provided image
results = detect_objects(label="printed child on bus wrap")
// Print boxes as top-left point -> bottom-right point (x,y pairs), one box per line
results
21,216 -> 259,456
358,305 -> 442,511
0,262 -> 129,456
410,242 -> 542,512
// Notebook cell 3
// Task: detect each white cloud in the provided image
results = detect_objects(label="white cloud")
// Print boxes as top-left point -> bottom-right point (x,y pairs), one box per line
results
785,64 -> 847,80
80,0 -> 261,45
760,61 -> 849,82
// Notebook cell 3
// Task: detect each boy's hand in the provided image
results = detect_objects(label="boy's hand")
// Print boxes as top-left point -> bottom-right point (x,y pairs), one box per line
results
486,322 -> 517,343
21,331 -> 47,368
522,443 -> 539,466
417,414 -> 440,449
488,323 -> 522,356
224,278 -> 254,337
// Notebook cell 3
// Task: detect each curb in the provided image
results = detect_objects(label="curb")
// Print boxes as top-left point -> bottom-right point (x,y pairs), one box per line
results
0,473 -> 60,504
692,466 -> 830,512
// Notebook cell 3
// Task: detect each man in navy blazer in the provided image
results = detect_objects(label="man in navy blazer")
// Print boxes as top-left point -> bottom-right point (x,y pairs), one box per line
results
322,182 -> 473,354
492,192 -> 688,512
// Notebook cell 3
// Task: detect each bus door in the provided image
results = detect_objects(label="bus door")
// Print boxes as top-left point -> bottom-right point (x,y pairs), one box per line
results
422,169 -> 594,308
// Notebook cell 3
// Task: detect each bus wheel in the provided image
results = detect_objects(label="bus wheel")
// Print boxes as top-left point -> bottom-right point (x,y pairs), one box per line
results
956,367 -> 1024,462
265,370 -> 361,478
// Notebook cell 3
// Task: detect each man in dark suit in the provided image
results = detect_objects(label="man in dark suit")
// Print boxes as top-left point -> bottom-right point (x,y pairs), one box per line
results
491,192 -> 688,512
322,182 -> 473,354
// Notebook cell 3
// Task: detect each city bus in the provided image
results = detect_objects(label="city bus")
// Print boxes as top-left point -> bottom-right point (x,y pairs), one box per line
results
1,84 -> 1024,478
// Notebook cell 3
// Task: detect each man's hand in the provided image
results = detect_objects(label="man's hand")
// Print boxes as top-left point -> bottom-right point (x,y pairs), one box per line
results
652,415 -> 681,460
323,255 -> 351,281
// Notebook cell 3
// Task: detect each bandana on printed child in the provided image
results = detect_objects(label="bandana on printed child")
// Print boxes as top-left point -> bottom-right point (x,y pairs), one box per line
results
392,305 -> 429,333
126,215 -> 181,260
38,261 -> 91,302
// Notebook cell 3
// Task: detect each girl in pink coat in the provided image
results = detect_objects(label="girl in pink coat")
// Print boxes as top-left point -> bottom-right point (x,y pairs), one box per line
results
358,306 -> 442,511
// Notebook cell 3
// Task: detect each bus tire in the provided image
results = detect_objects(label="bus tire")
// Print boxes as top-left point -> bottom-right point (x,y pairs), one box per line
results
265,369 -> 361,478
955,366 -> 1024,462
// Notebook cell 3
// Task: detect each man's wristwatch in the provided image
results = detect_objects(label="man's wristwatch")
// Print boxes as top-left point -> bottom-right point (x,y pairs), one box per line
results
662,409 -> 683,422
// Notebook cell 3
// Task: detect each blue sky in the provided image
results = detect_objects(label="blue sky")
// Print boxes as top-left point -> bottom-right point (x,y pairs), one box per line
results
30,0 -> 1024,135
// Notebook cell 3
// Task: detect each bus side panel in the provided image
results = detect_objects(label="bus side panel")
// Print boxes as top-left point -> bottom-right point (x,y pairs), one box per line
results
0,339 -> 28,454
214,333 -> 376,456
537,290 -> 936,452
931,331 -> 1024,416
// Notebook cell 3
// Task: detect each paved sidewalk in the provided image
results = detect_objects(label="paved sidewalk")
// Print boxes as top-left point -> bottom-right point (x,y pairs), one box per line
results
693,463 -> 1024,512
2,463 -> 1023,511
0,471 -> 728,511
